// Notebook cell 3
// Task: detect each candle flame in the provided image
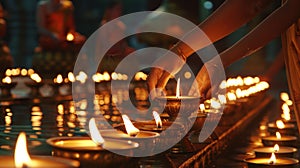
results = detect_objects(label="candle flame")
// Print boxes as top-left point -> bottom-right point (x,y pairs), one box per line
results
176,78 -> 180,98
273,144 -> 279,152
280,92 -> 289,102
122,115 -> 139,137
218,95 -> 227,104
276,132 -> 281,139
30,73 -> 42,83
88,118 -> 104,145
14,132 -> 32,168
68,72 -> 75,82
152,111 -> 162,129
76,71 -> 88,84
66,32 -> 74,41
2,76 -> 11,84
276,120 -> 285,129
211,99 -> 221,109
54,74 -> 63,84
199,103 -> 205,112
268,152 -> 276,164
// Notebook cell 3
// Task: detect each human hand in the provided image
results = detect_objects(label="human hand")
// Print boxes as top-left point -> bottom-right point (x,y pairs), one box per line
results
189,59 -> 226,99
147,47 -> 187,99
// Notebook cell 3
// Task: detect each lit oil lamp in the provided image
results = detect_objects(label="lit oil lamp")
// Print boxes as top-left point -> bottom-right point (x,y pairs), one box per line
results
47,118 -> 139,168
66,32 -> 74,42
101,115 -> 160,156
0,76 -> 17,98
245,152 -> 299,168
25,73 -> 44,97
254,144 -> 297,158
268,120 -> 296,136
262,132 -> 297,147
155,78 -> 200,121
0,132 -> 80,168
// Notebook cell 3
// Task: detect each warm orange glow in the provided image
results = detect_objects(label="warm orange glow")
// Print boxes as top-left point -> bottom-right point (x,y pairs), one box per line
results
176,78 -> 180,98
268,152 -> 276,164
2,76 -> 11,84
280,92 -> 289,102
152,111 -> 162,128
21,69 -> 27,76
276,120 -> 285,129
218,95 -> 226,104
54,74 -> 63,84
14,132 -> 32,167
211,98 -> 221,109
227,92 -> 236,101
273,144 -> 279,152
66,32 -> 74,41
68,72 -> 75,82
276,132 -> 281,139
5,69 -> 11,76
199,103 -> 205,112
89,118 -> 104,145
103,71 -> 110,81
134,72 -> 147,81
122,115 -> 139,137
76,71 -> 88,84
281,103 -> 290,113
30,73 -> 42,83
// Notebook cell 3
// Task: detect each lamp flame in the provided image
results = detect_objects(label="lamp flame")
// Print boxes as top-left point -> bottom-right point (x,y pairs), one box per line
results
30,73 -> 42,83
276,132 -> 281,139
152,111 -> 162,129
14,132 -> 32,168
88,118 -> 104,145
176,78 -> 180,98
122,115 -> 139,137
268,152 -> 276,164
276,120 -> 285,129
2,76 -> 11,84
54,74 -> 63,84
199,104 -> 205,112
273,144 -> 279,152
68,72 -> 75,82
66,32 -> 74,41
280,92 -> 289,102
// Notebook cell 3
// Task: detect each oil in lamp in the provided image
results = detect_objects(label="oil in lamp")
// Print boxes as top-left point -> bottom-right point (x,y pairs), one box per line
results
0,132 -> 80,168
0,76 -> 17,98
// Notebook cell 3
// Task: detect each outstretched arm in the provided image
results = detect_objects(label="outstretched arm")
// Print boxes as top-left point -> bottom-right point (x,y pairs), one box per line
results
196,0 -> 300,98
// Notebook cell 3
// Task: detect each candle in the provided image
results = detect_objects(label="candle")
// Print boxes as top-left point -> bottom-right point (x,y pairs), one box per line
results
25,73 -> 44,97
155,78 -> 200,121
253,144 -> 297,158
47,118 -> 139,167
245,154 -> 299,168
101,115 -> 160,157
262,132 -> 297,147
0,132 -> 80,168
268,120 -> 296,136
66,32 -> 74,42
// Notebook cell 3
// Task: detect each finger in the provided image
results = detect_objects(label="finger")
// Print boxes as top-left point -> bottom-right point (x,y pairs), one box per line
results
147,68 -> 161,92
157,71 -> 171,89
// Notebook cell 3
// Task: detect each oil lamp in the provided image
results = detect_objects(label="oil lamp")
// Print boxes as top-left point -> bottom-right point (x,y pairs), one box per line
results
262,132 -> 297,147
253,144 -> 297,158
0,132 -> 80,168
25,73 -> 44,97
0,76 -> 17,98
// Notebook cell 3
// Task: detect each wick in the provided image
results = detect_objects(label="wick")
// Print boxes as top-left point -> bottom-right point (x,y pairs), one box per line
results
269,161 -> 275,165
129,132 -> 138,137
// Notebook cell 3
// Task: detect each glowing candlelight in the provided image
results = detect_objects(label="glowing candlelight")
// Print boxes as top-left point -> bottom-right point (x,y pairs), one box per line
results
75,71 -> 88,84
276,132 -> 281,139
152,111 -> 162,129
218,94 -> 227,104
14,132 -> 31,167
2,76 -> 11,84
199,104 -> 205,112
68,72 -> 75,83
66,32 -> 74,41
276,120 -> 285,129
268,152 -> 276,164
89,118 -> 104,145
211,99 -> 221,109
280,92 -> 290,102
122,115 -> 140,137
21,69 -> 27,76
176,78 -> 180,98
103,71 -> 110,81
54,74 -> 63,84
273,144 -> 279,152
30,73 -> 42,83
